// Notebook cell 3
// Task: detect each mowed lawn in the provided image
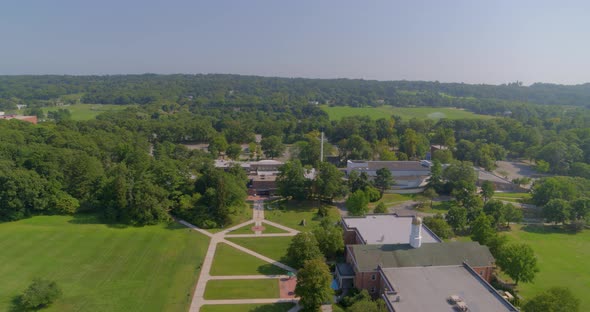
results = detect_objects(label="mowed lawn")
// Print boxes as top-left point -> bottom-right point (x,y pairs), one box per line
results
204,279 -> 279,299
504,225 -> 590,310
226,237 -> 294,267
42,104 -> 130,120
200,303 -> 295,312
321,105 -> 493,121
264,201 -> 340,231
0,215 -> 209,312
210,243 -> 287,276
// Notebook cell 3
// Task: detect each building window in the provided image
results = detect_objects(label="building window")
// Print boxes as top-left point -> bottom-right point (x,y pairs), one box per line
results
370,287 -> 376,293
371,274 -> 376,281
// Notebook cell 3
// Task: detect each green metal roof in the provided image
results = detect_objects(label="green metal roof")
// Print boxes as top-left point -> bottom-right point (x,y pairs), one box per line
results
350,242 -> 495,272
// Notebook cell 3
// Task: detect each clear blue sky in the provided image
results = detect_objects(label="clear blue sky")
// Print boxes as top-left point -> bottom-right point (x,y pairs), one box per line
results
1,0 -> 589,84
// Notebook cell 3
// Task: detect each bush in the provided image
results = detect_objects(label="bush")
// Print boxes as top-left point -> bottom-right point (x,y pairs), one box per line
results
20,278 -> 62,310
374,202 -> 388,213
364,186 -> 381,203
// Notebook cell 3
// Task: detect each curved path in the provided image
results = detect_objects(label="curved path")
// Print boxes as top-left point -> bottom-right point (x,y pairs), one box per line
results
181,200 -> 300,312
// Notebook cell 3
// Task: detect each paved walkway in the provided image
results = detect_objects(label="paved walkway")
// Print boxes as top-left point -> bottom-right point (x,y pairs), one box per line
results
182,199 -> 301,312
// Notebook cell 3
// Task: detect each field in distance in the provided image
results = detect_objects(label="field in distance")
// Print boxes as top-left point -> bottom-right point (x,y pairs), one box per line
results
0,215 -> 209,312
321,105 -> 493,121
42,104 -> 130,120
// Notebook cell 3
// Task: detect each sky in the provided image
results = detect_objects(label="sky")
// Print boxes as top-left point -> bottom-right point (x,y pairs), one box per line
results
1,0 -> 589,85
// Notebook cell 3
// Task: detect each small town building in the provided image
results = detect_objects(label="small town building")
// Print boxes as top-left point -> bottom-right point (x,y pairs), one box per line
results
346,160 -> 430,189
379,264 -> 518,311
337,215 -> 495,295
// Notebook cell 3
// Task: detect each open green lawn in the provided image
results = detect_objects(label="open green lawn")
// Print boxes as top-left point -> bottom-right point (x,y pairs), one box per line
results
204,279 -> 279,299
416,202 -> 450,215
210,243 -> 287,276
226,237 -> 294,267
0,215 -> 209,312
264,200 -> 340,231
369,193 -> 413,210
200,303 -> 295,312
494,192 -> 531,203
229,222 -> 289,234
504,225 -> 590,310
321,105 -> 493,121
42,104 -> 131,120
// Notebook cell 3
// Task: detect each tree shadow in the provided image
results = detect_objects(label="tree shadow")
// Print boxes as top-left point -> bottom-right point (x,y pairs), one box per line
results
257,263 -> 289,275
8,295 -> 26,312
67,214 -> 130,229
522,224 -> 574,235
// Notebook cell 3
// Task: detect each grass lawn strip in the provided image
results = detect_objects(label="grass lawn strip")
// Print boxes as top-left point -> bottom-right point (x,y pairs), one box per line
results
226,237 -> 294,267
210,243 -> 287,276
504,225 -> 590,311
264,200 -> 340,230
0,215 -> 209,312
42,104 -> 131,120
204,279 -> 279,300
200,303 -> 295,312
321,105 -> 493,121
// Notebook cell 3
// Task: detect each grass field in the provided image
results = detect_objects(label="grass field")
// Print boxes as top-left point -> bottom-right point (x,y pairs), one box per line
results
321,105 -> 493,121
229,223 -> 289,234
42,104 -> 130,120
504,225 -> 590,310
210,243 -> 286,276
226,237 -> 294,266
0,215 -> 209,312
264,201 -> 340,230
494,192 -> 531,203
200,303 -> 295,312
369,193 -> 413,210
204,279 -> 279,299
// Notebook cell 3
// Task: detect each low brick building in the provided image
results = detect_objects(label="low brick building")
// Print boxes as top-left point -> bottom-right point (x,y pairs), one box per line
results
336,216 -> 496,296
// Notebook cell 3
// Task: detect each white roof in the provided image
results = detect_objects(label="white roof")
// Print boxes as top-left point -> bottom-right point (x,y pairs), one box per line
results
382,266 -> 518,311
343,214 -> 440,244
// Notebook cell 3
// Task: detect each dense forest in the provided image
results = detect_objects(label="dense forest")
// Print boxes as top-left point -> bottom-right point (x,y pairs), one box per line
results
2,74 -> 590,226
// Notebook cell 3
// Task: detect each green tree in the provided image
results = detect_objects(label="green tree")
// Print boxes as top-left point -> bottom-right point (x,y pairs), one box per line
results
208,135 -> 229,157
523,287 -> 580,312
295,258 -> 333,311
570,197 -> 590,221
261,135 -> 285,159
423,187 -> 438,208
20,278 -> 62,310
374,168 -> 394,195
313,219 -> 344,259
225,143 -> 242,160
423,214 -> 454,239
481,181 -> 495,202
277,160 -> 309,200
543,198 -> 571,224
483,200 -> 507,228
427,160 -> 444,192
348,298 -> 388,312
287,232 -> 323,268
374,202 -> 388,213
348,171 -> 370,193
314,162 -> 347,201
446,205 -> 467,232
470,213 -> 496,245
496,243 -> 539,285
346,190 -> 369,216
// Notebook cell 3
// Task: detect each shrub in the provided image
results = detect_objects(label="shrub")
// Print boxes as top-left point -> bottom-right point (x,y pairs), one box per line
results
20,278 -> 62,310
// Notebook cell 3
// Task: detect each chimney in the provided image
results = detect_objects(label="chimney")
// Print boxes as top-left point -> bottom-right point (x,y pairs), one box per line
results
410,216 -> 422,248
